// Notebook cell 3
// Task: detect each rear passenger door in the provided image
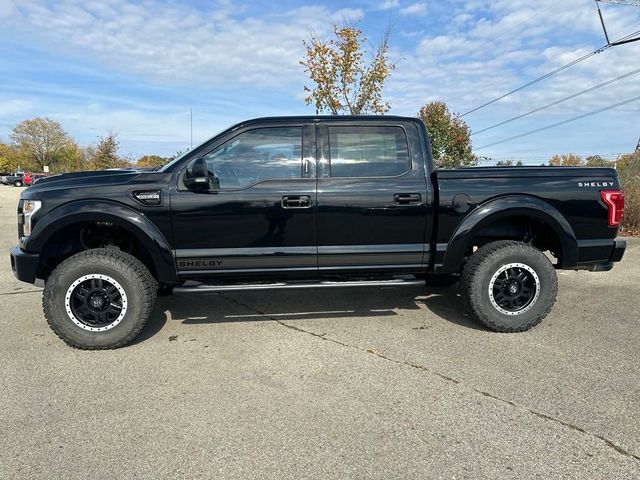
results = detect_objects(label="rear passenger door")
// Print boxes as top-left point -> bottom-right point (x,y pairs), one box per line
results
316,121 -> 431,273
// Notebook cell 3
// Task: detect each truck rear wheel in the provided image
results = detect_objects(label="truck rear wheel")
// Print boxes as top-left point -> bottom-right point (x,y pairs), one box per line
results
43,248 -> 158,349
460,241 -> 557,332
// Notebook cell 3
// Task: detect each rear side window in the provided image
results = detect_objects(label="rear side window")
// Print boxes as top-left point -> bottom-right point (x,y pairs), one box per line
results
328,126 -> 410,178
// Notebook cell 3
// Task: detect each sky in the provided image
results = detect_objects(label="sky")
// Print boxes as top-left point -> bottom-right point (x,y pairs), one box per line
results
1,0 -> 639,164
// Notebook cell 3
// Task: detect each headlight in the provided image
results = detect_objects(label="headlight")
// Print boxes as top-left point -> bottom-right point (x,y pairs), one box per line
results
22,200 -> 42,237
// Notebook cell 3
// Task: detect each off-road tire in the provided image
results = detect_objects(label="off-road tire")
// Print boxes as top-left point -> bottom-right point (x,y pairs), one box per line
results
460,241 -> 557,332
43,248 -> 158,349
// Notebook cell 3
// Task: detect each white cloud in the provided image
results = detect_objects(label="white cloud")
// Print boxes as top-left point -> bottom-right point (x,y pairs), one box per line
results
331,8 -> 365,23
379,0 -> 400,9
400,3 -> 427,16
384,0 -> 640,158
1,1 -> 346,89
2,0 -> 640,159
0,0 -> 17,18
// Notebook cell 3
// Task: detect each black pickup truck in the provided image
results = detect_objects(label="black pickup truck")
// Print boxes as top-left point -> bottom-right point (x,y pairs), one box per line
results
10,116 -> 626,349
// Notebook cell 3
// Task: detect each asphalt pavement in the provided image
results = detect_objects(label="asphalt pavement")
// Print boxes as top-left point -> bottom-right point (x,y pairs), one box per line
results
0,185 -> 638,479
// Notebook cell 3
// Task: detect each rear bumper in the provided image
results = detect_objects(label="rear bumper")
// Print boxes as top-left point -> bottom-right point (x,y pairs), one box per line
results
9,245 -> 39,284
610,239 -> 626,262
576,238 -> 626,272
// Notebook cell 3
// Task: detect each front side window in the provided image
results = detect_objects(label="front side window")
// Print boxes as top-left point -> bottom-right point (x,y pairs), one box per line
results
328,126 -> 410,178
203,127 -> 302,188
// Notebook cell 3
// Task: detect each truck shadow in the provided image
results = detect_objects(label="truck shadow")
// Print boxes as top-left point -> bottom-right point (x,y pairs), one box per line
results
135,285 -> 486,343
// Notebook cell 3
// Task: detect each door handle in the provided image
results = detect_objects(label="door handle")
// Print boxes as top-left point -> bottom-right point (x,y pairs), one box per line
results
282,195 -> 312,209
394,193 -> 422,205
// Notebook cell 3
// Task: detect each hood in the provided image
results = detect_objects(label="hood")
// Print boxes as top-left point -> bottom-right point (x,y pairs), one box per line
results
28,169 -> 143,189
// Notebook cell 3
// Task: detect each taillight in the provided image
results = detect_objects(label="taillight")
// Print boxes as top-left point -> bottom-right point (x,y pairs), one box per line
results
600,190 -> 624,227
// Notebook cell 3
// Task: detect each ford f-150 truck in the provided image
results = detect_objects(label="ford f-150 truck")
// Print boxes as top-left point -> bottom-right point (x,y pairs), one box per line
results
9,116 -> 626,349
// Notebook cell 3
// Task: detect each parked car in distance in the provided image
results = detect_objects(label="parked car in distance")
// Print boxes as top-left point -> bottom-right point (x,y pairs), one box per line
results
24,173 -> 48,186
2,172 -> 25,187
9,116 -> 626,349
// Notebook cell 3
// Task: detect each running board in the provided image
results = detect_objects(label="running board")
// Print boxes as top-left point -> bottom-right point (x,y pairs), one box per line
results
174,277 -> 425,293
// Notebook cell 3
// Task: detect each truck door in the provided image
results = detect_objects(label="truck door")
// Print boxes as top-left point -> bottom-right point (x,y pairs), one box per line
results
170,123 -> 317,278
315,120 -> 431,273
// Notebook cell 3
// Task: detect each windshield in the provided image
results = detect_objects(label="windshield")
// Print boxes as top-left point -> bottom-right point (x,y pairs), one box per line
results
158,126 -> 230,172
158,150 -> 190,172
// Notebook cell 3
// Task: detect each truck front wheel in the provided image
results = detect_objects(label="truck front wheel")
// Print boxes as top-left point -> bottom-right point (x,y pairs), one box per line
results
460,241 -> 557,332
43,248 -> 158,349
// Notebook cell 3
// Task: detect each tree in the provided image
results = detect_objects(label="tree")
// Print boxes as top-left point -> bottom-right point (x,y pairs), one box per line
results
0,142 -> 32,172
549,154 -> 583,166
86,133 -> 130,170
301,23 -> 394,115
615,152 -> 640,232
417,101 -> 477,168
0,143 -> 19,173
585,155 -> 615,167
496,160 -> 523,166
53,142 -> 87,173
10,118 -> 73,171
136,155 -> 169,169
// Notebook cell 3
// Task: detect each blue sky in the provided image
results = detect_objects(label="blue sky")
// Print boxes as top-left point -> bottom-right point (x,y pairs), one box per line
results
1,0 -> 639,163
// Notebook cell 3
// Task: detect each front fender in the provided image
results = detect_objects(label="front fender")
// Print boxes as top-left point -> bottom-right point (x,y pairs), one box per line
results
440,195 -> 578,273
24,199 -> 177,284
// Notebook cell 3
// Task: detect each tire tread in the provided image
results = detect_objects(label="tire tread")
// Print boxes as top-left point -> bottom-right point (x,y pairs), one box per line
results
42,248 -> 157,349
460,241 -> 557,333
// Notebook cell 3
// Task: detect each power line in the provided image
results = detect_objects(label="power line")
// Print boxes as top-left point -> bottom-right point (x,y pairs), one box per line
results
461,19 -> 640,118
460,45 -> 611,117
596,0 -> 640,46
477,93 -> 640,149
471,66 -> 640,135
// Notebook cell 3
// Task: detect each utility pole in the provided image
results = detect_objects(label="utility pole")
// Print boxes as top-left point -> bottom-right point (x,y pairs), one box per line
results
190,108 -> 193,150
595,1 -> 640,46
597,1 -> 640,5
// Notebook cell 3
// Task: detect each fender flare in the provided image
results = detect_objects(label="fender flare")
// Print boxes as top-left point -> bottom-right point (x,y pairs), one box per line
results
26,199 -> 178,284
440,195 -> 578,273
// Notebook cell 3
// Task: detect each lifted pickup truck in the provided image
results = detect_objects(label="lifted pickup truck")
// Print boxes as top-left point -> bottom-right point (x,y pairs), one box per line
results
10,116 -> 626,349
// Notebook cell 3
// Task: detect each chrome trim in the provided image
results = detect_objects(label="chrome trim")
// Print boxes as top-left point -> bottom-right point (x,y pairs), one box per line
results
318,244 -> 427,254
175,246 -> 316,257
174,277 -> 425,293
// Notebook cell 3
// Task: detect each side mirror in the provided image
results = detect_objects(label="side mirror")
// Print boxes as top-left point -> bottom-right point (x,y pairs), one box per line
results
184,158 -> 209,191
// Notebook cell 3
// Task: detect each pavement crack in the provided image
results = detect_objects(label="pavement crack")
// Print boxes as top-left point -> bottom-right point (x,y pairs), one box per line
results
220,293 -> 639,463
0,289 -> 41,296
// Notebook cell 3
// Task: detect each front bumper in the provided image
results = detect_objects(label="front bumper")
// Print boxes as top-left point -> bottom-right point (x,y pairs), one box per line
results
10,245 -> 39,284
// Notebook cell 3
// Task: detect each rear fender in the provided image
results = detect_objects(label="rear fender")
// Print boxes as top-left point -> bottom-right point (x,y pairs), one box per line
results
440,195 -> 578,273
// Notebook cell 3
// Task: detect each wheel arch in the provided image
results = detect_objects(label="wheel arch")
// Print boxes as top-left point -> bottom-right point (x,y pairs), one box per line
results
26,200 -> 178,284
440,195 -> 578,274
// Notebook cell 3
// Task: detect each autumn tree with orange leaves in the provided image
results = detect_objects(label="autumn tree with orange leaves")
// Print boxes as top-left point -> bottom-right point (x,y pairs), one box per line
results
301,23 -> 394,115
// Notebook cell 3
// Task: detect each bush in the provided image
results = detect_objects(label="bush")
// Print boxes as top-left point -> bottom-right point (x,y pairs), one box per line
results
617,153 -> 640,235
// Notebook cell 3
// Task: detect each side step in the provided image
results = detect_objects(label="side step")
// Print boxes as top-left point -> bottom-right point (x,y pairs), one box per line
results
174,277 -> 425,293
